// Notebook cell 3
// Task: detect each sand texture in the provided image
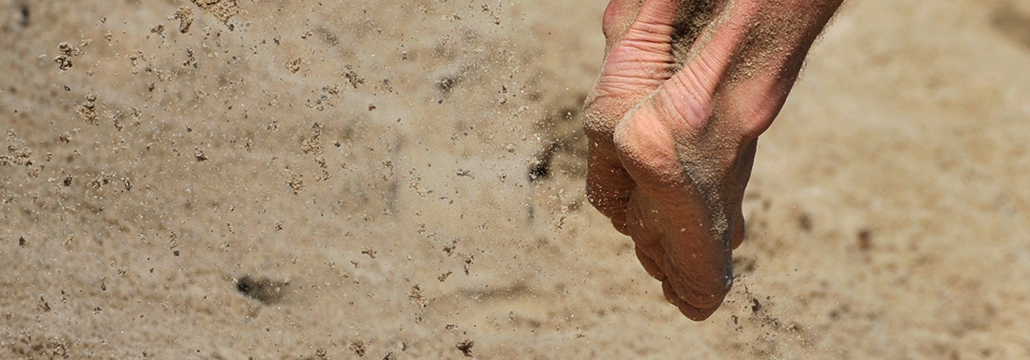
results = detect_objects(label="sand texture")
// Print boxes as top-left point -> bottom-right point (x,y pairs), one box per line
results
3,0 -> 1030,358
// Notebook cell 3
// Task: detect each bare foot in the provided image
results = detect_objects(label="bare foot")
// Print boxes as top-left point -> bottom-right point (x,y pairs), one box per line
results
584,0 -> 841,320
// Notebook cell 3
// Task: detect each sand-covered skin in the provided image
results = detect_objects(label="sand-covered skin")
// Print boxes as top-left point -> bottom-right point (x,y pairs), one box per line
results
2,0 -> 1030,358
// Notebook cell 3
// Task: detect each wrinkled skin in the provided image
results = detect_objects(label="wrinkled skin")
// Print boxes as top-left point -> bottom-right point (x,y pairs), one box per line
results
584,0 -> 842,320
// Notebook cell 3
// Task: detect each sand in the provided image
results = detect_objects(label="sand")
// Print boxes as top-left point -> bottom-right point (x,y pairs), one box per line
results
2,0 -> 1030,358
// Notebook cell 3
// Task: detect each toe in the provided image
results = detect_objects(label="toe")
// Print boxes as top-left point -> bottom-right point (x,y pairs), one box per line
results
626,191 -> 670,279
586,143 -> 636,229
662,280 -> 719,321
635,247 -> 666,281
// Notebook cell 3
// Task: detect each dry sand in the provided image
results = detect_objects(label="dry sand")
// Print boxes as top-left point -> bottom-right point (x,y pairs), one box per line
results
3,0 -> 1030,358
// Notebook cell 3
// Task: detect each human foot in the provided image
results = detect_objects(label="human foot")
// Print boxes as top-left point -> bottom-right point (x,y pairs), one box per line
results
584,0 -> 842,320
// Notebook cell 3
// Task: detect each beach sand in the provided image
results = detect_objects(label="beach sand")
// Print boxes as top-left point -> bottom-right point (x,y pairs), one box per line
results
3,0 -> 1030,358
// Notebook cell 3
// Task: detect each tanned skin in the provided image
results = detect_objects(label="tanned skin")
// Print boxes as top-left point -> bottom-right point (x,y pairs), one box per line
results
584,0 -> 844,320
